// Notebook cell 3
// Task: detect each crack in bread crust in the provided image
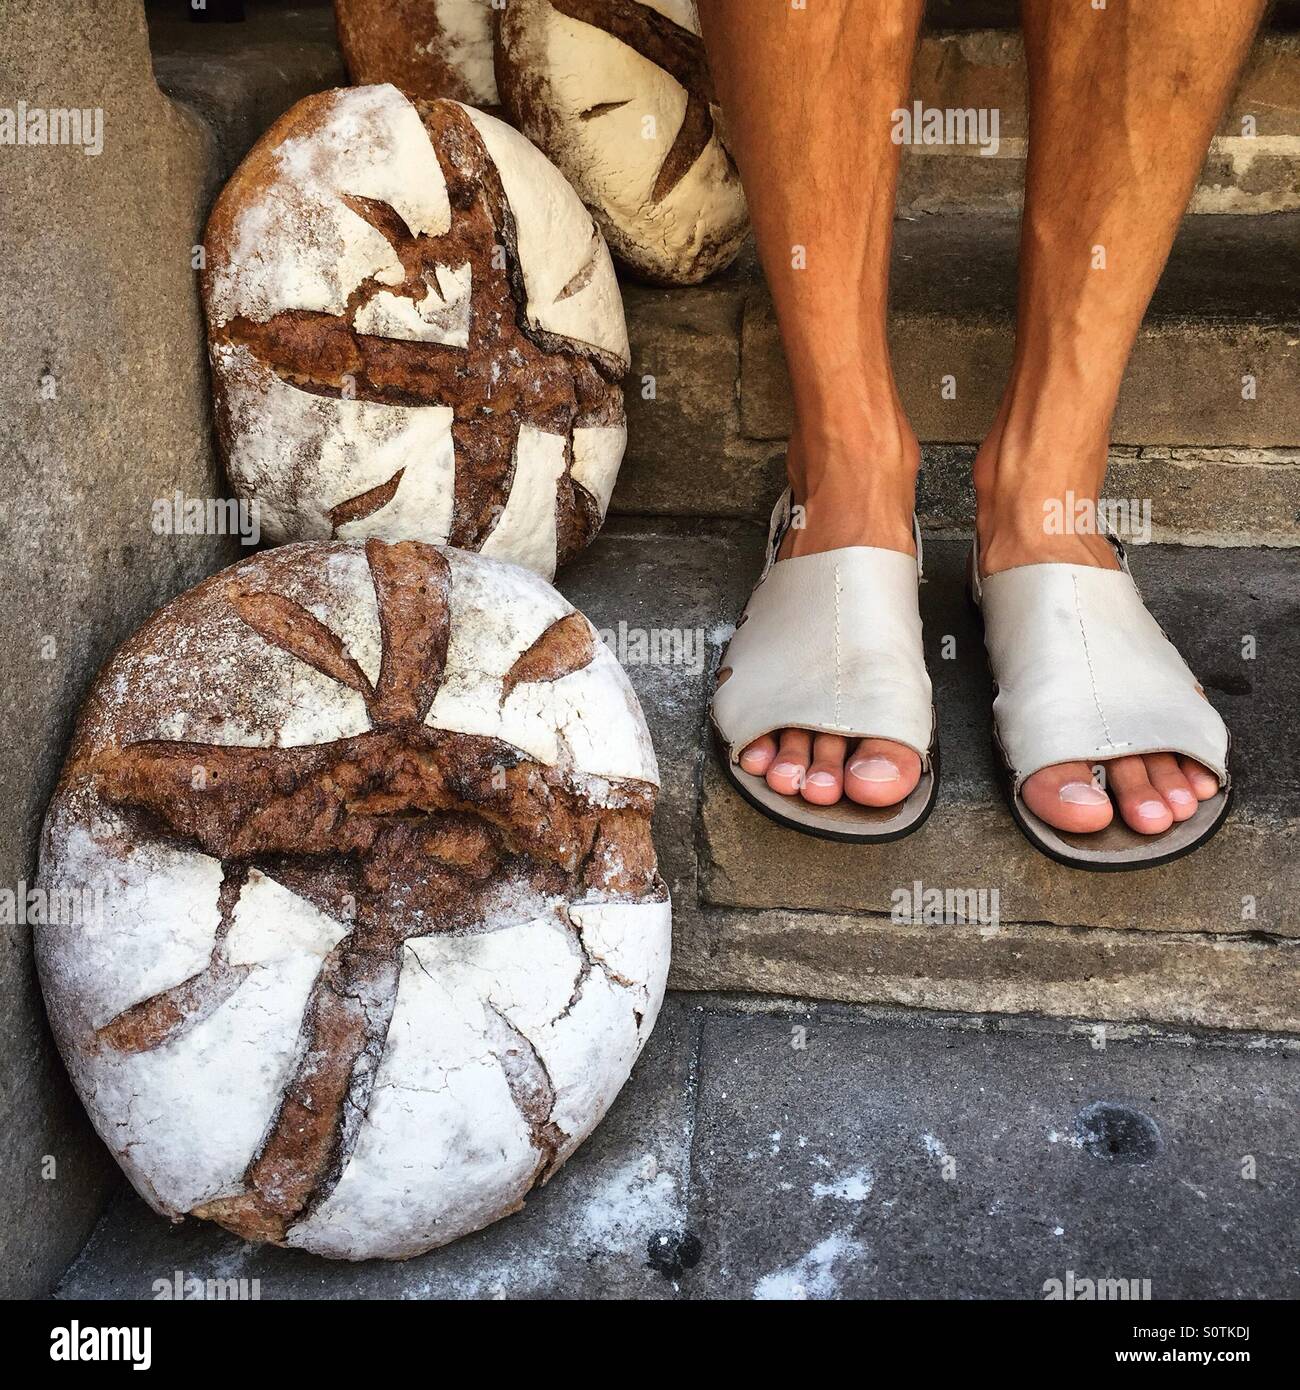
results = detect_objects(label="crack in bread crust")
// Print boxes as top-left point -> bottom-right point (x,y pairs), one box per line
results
71,539 -> 662,1242
484,1001 -> 567,1186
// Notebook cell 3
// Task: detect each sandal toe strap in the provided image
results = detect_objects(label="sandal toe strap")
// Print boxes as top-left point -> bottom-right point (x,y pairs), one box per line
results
711,546 -> 934,763
980,562 -> 1230,793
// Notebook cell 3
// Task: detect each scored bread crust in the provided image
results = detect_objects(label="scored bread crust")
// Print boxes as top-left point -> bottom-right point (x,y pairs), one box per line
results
335,0 -> 501,111
36,539 -> 670,1260
202,85 -> 629,579
495,0 -> 749,286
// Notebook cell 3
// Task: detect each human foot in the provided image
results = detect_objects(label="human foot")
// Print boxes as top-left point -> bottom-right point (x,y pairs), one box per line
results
737,731 -> 924,808
1015,753 -> 1221,837
736,427 -> 924,811
974,431 -> 1222,839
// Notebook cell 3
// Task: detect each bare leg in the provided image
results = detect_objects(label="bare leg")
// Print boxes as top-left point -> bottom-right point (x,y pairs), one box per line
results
700,0 -> 926,809
974,0 -> 1265,836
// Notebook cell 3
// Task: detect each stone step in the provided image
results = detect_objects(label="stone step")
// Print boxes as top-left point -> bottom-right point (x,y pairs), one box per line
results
619,213 -> 1300,546
55,993 -> 1300,1300
557,519 -> 1300,1034
899,30 -> 1300,216
147,4 -> 1300,215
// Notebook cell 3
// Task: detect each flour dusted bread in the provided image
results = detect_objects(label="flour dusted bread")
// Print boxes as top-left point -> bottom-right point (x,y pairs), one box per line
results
335,0 -> 500,110
202,84 -> 629,580
36,540 -> 670,1260
495,0 -> 748,285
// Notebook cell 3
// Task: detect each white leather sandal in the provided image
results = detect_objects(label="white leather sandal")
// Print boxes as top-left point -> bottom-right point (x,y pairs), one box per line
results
710,488 -> 938,842
970,530 -> 1232,871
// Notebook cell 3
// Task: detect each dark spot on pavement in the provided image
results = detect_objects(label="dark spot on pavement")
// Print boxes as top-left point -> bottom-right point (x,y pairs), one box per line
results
1075,1101 -> 1164,1165
647,1228 -> 703,1279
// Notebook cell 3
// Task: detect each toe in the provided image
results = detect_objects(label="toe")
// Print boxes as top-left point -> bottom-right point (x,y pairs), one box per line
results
802,733 -> 847,805
1144,752 -> 1198,822
738,733 -> 777,776
1178,756 -> 1221,801
766,728 -> 811,797
1021,762 -> 1114,833
843,738 -> 921,808
1107,755 -> 1174,835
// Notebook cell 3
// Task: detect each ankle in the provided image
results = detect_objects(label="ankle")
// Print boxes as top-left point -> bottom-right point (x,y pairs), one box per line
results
974,482 -> 1122,576
974,395 -> 1108,523
783,465 -> 918,559
787,412 -> 920,498
976,405 -> 1108,478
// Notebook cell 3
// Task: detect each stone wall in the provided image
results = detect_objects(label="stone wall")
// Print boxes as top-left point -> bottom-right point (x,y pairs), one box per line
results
0,0 -> 238,1296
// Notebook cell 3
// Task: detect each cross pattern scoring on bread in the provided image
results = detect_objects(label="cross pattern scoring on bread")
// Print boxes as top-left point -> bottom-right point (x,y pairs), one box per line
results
208,98 -> 624,569
73,538 -> 662,1244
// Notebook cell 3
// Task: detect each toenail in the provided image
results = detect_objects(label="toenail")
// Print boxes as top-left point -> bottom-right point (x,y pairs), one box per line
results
1137,800 -> 1168,819
1167,788 -> 1194,806
772,761 -> 802,779
1059,782 -> 1108,805
848,757 -> 899,782
805,770 -> 836,788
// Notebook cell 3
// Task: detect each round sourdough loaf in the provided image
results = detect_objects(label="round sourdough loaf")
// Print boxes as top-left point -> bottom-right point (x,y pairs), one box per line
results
202,84 -> 629,581
335,0 -> 500,111
495,0 -> 748,285
36,539 -> 671,1261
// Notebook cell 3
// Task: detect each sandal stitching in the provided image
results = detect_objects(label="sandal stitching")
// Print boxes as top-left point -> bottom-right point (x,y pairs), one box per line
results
833,560 -> 843,727
1071,573 -> 1128,754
